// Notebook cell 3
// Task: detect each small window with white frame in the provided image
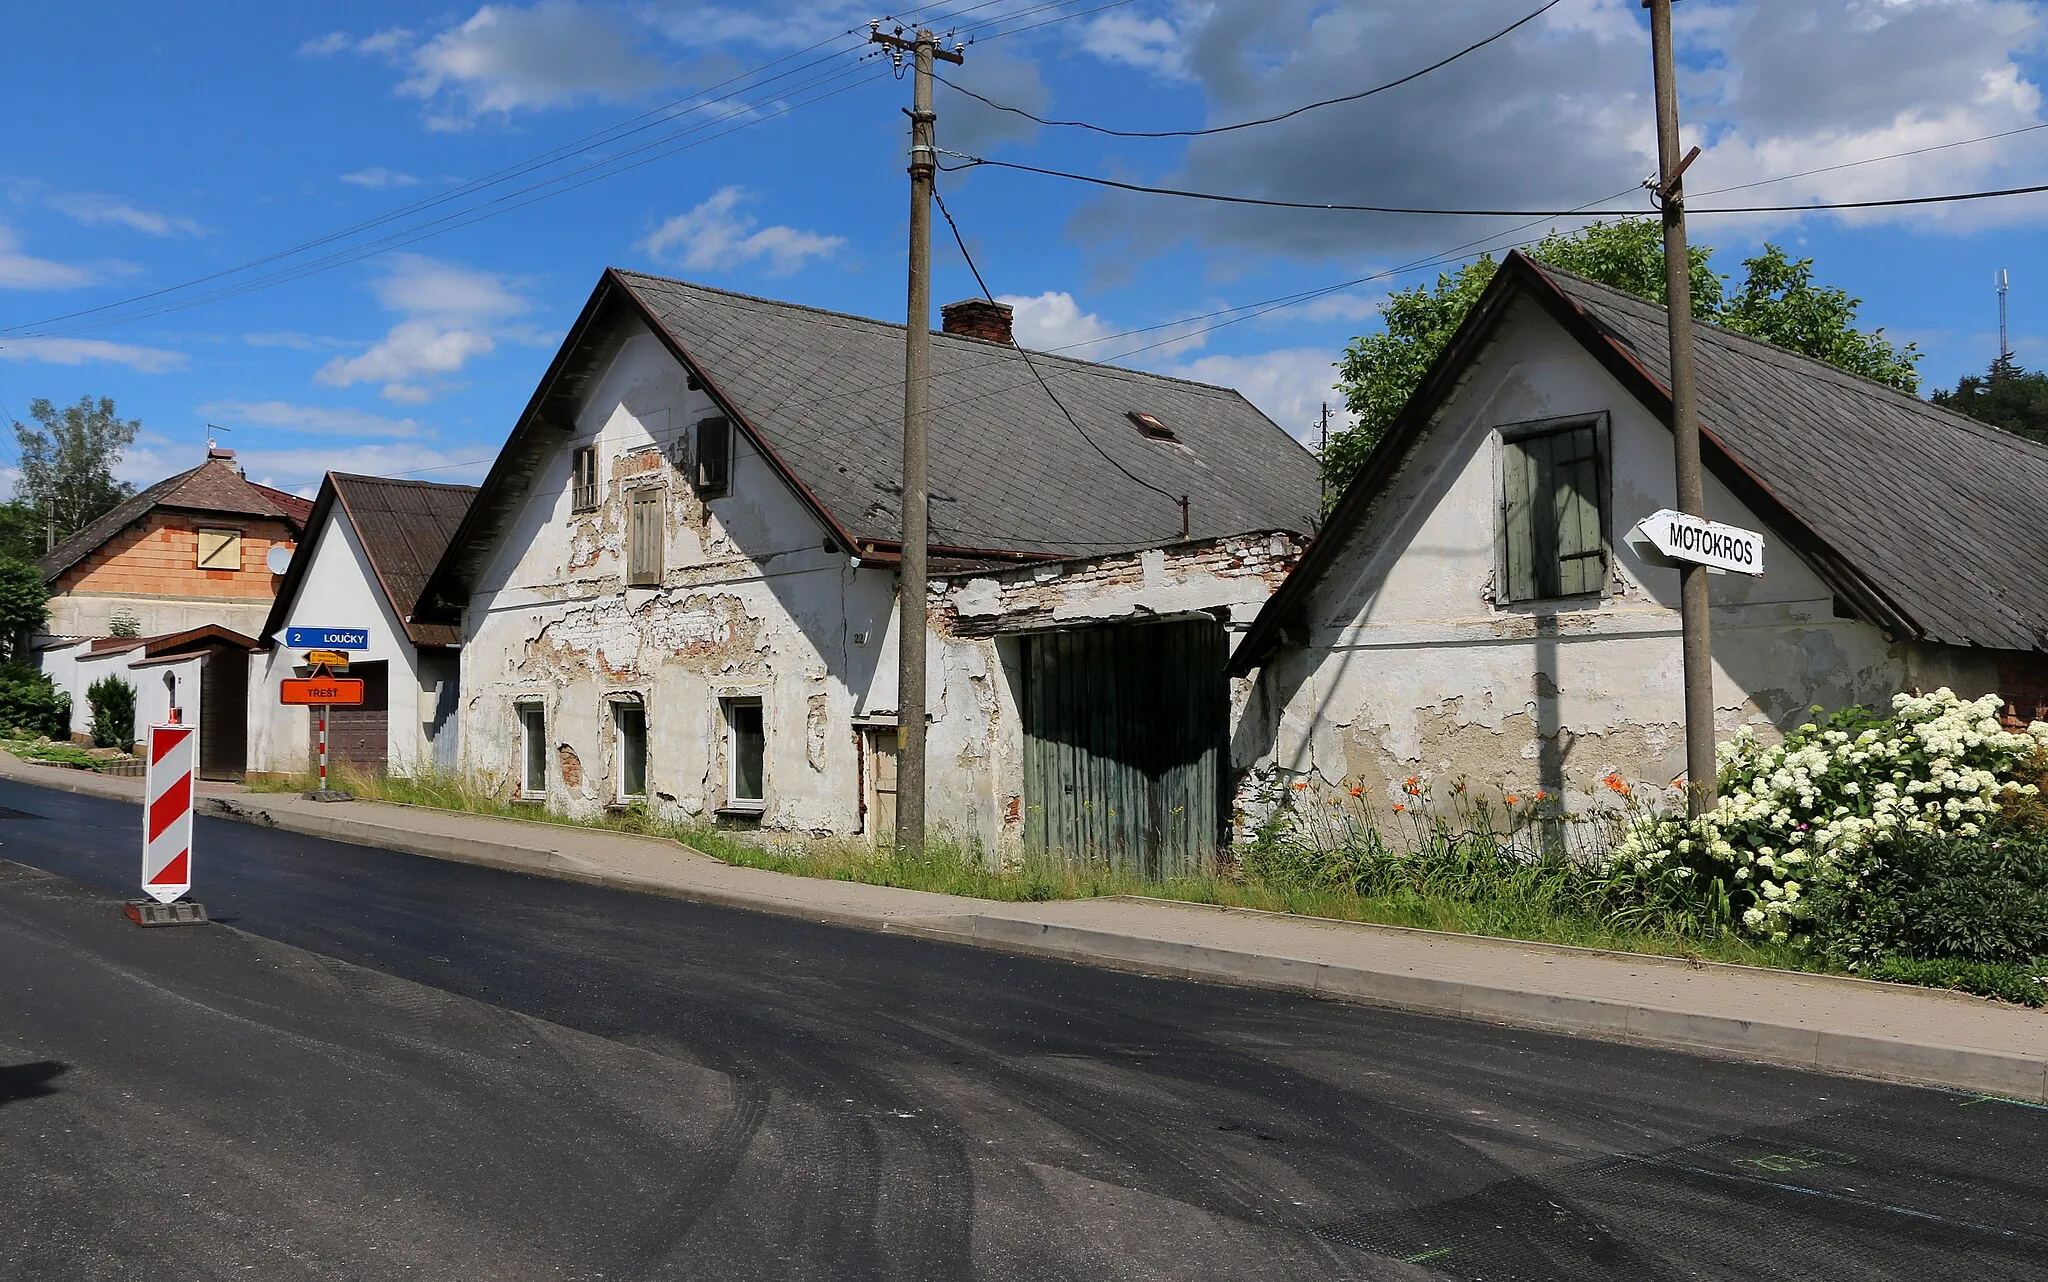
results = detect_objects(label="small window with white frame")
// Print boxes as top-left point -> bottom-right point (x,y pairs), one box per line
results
516,700 -> 547,799
1498,415 -> 1610,604
612,698 -> 647,802
722,698 -> 764,812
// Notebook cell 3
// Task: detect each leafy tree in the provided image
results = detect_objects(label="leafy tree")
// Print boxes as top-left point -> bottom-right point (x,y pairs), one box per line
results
0,501 -> 49,564
1328,221 -> 1921,488
12,395 -> 140,541
0,558 -> 48,661
1718,246 -> 1920,392
0,666 -> 70,740
1930,354 -> 2048,445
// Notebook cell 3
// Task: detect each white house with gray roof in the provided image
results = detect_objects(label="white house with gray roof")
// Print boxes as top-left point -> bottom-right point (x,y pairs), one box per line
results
1228,251 -> 2048,814
415,270 -> 1320,869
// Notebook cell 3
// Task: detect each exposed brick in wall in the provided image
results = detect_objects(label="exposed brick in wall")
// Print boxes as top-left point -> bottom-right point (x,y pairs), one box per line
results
55,513 -> 296,602
932,532 -> 1304,638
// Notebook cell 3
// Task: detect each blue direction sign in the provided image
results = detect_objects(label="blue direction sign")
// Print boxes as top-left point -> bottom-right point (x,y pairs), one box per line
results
284,626 -> 370,650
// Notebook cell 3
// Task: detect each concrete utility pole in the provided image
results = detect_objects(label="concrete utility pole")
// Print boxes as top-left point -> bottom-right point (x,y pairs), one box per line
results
871,23 -> 962,852
1647,0 -> 1716,816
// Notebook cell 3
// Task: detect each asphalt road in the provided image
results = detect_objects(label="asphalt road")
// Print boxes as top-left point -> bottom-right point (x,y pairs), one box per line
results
1,776 -> 2044,1281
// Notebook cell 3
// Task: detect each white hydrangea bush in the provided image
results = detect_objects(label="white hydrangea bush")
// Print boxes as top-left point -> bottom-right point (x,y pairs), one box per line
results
1608,690 -> 2048,940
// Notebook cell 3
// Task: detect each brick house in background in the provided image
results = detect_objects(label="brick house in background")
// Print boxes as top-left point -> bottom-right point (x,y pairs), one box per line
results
31,447 -> 312,773
36,446 -> 311,641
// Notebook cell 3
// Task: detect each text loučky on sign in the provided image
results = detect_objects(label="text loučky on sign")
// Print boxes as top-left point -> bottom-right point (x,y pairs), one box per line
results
1629,508 -> 1766,577
283,626 -> 370,650
142,724 -> 194,905
281,677 -> 365,706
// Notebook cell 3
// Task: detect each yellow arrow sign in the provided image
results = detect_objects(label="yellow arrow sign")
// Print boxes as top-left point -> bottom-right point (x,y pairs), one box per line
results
304,649 -> 352,669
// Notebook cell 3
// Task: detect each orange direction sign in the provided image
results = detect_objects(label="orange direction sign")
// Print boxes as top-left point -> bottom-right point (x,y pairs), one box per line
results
281,677 -> 364,706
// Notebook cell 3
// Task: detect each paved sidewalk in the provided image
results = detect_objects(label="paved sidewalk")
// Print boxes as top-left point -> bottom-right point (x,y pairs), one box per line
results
9,752 -> 2046,1101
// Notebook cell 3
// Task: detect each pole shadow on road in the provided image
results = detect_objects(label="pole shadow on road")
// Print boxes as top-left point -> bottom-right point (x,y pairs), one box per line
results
0,1061 -> 68,1107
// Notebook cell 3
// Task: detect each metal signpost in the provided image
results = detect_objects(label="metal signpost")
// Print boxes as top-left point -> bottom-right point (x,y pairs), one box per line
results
128,723 -> 207,926
280,632 -> 368,800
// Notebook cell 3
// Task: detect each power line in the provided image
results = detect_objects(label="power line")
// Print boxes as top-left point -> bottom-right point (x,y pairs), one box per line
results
937,0 -> 1562,138
13,58 -> 891,339
939,153 -> 2048,216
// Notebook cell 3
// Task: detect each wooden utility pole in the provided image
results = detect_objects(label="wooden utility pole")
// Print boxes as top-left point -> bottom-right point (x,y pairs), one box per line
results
1646,0 -> 1715,815
871,23 -> 962,851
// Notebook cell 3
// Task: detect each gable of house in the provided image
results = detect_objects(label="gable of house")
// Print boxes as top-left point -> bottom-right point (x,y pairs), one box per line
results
1227,252 -> 2046,804
36,453 -> 310,640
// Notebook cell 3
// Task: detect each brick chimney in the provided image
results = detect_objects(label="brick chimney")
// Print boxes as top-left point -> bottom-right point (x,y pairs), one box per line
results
207,446 -> 236,461
940,297 -> 1014,345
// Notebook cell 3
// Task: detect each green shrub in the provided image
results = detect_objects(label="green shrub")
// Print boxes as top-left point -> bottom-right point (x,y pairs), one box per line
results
1806,832 -> 2048,967
0,664 -> 69,739
87,674 -> 134,750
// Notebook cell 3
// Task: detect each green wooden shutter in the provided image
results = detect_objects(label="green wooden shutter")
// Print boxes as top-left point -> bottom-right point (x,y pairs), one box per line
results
1503,423 -> 1606,601
1503,439 -> 1533,601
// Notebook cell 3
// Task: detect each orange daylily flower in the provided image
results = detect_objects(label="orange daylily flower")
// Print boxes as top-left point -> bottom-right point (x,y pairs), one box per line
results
1603,771 -> 1633,798
1349,786 -> 1364,797
1392,803 -> 1406,813
1292,781 -> 1310,790
1505,794 -> 1520,805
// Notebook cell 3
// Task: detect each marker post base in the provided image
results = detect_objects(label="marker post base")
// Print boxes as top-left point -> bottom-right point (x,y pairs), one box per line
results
125,899 -> 209,928
302,790 -> 354,803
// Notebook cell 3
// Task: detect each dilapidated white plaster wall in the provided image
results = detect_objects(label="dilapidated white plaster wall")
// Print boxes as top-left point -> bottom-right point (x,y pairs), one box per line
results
1245,295 -> 1992,813
454,316 -> 1306,851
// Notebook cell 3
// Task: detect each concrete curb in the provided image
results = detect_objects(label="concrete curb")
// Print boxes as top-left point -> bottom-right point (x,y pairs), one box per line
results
7,755 -> 2043,1102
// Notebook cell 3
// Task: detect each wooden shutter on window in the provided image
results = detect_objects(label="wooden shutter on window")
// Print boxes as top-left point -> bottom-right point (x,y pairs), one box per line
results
695,417 -> 731,495
627,488 -> 662,586
197,528 -> 240,571
1502,422 -> 1604,602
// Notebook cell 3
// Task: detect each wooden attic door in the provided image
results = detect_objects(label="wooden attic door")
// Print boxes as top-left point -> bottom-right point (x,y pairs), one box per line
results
1021,618 -> 1228,879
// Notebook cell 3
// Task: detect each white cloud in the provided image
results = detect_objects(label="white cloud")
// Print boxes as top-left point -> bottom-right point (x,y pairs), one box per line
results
244,331 -> 347,352
398,2 -> 672,124
341,167 -> 421,190
198,400 -> 425,439
317,254 -> 530,402
1080,12 -> 1192,81
640,186 -> 844,276
1000,291 -> 1118,357
47,191 -> 204,238
936,50 -> 1052,152
0,226 -> 98,290
218,443 -> 490,494
1165,347 -> 1347,444
641,1 -> 871,51
0,336 -> 187,372
1069,0 -> 2048,261
318,319 -> 497,400
300,31 -> 357,57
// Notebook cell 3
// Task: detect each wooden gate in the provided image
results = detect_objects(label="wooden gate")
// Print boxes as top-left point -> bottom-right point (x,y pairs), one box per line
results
1021,618 -> 1227,878
312,660 -> 389,773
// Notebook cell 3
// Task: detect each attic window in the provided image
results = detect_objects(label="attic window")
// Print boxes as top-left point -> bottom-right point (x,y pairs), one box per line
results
571,446 -> 598,512
1127,411 -> 1179,443
695,416 -> 732,496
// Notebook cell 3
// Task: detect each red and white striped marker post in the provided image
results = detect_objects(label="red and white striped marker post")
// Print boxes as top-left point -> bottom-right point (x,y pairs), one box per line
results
141,723 -> 195,903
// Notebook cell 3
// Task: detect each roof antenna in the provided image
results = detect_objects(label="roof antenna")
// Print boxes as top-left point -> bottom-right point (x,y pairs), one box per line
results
1998,268 -> 2013,374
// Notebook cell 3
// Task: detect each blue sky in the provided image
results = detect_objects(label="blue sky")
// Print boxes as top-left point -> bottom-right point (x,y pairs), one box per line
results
2,0 -> 2045,496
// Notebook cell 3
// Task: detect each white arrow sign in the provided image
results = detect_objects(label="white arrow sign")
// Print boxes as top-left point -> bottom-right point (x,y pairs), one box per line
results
1629,508 -> 1765,577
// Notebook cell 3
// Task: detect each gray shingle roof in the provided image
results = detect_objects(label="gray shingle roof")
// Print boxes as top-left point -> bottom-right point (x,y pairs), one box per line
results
1533,259 -> 2048,651
611,271 -> 1321,555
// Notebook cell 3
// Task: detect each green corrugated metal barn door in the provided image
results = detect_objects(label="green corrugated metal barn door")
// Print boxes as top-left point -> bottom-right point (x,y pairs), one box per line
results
1021,618 -> 1227,879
